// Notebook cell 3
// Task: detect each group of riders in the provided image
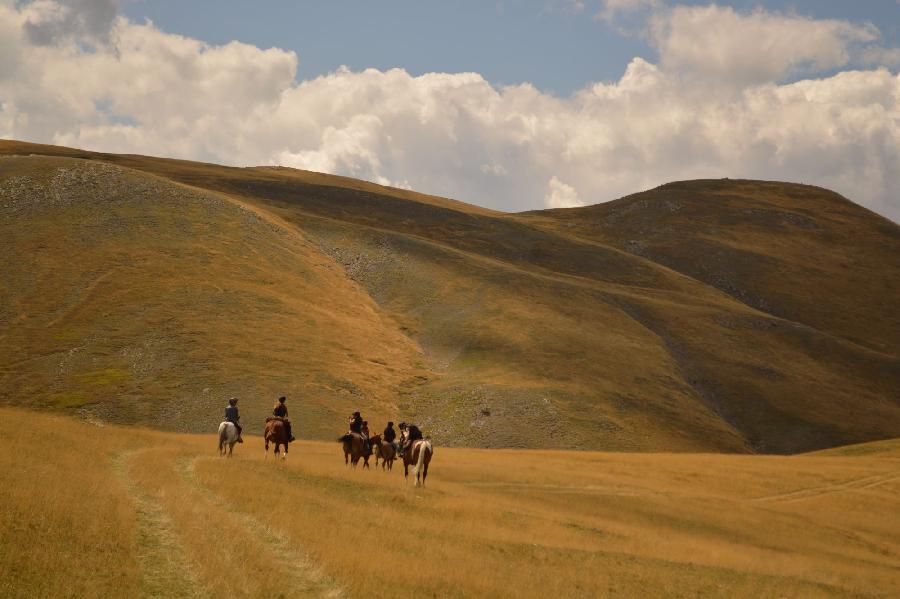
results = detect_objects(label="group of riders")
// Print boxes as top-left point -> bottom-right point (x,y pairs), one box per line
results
223,396 -> 423,454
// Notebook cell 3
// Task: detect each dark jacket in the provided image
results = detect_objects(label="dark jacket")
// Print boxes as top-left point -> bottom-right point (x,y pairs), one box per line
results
406,424 -> 423,441
225,405 -> 239,423
383,426 -> 396,443
273,403 -> 288,418
349,415 -> 363,433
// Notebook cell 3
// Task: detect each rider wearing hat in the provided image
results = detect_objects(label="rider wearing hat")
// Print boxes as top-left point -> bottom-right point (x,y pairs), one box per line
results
272,396 -> 295,442
224,397 -> 243,443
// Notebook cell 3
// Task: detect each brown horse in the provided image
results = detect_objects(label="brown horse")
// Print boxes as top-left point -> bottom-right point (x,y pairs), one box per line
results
399,439 -> 433,486
337,432 -> 371,468
370,434 -> 396,471
265,417 -> 289,460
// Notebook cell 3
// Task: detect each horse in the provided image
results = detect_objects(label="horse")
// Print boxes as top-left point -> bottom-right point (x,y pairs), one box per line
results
264,417 -> 290,460
337,432 -> 371,468
370,433 -> 396,471
217,421 -> 240,457
399,439 -> 433,486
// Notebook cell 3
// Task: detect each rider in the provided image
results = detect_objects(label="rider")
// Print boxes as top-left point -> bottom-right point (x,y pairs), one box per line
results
348,411 -> 369,452
224,397 -> 243,443
349,411 -> 363,434
398,421 -> 422,455
383,421 -> 398,453
272,396 -> 295,442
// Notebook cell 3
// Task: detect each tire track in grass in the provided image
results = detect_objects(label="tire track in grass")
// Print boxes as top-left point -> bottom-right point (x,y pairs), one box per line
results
754,471 -> 900,503
178,455 -> 344,599
112,451 -> 206,599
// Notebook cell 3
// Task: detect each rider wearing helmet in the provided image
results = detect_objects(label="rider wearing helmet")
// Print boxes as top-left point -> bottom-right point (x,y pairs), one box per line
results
349,411 -> 363,434
225,397 -> 243,443
383,421 -> 398,453
272,396 -> 295,442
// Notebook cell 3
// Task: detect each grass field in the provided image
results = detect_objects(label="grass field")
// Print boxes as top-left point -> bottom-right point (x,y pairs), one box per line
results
1,141 -> 899,454
3,408 -> 898,598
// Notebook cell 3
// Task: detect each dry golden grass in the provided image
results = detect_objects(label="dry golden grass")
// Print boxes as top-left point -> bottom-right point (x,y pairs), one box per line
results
1,140 -> 898,454
2,408 -> 898,598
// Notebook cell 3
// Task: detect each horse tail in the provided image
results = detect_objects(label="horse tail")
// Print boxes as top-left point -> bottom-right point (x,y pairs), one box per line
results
337,433 -> 354,443
415,439 -> 432,481
218,422 -> 227,451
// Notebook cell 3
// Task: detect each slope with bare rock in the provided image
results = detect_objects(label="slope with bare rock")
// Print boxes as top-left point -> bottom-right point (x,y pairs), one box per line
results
1,140 -> 897,453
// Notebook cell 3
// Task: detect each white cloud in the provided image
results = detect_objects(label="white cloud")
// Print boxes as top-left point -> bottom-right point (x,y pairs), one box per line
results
22,0 -> 117,45
649,5 -> 879,85
545,176 -> 585,208
1,1 -> 898,222
596,0 -> 661,23
481,163 -> 508,176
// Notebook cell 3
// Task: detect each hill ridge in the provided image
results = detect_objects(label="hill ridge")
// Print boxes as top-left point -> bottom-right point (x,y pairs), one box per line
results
1,140 -> 898,454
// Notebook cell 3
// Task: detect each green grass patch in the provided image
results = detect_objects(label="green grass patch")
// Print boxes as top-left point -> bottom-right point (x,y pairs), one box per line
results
77,368 -> 131,387
48,391 -> 91,408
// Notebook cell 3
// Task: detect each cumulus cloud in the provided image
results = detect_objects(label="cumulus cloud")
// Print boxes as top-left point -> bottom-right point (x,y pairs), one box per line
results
649,5 -> 880,85
1,1 -> 898,222
22,0 -> 117,45
545,176 -> 585,208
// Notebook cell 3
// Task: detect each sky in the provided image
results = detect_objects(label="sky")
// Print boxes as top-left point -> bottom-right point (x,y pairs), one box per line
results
1,0 -> 899,220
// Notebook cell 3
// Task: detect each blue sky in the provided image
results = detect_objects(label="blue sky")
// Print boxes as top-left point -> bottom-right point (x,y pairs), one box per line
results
121,0 -> 900,95
3,1 -> 899,219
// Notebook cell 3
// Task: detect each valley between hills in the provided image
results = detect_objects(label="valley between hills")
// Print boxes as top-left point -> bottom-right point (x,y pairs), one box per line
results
1,139 -> 898,453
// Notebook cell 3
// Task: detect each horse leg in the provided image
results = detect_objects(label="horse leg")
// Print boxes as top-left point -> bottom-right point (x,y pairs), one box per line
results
265,438 -> 269,460
283,441 -> 288,460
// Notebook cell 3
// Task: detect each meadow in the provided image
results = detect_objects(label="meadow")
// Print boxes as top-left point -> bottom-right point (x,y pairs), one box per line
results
2,407 -> 898,598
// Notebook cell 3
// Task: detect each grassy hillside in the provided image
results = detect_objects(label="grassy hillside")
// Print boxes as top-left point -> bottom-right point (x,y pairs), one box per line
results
1,140 -> 898,452
0,154 -> 427,437
2,409 -> 899,598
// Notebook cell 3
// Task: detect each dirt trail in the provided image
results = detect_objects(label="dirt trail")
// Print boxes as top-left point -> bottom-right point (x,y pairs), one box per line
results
179,455 -> 344,598
113,451 -> 206,599
113,448 -> 343,598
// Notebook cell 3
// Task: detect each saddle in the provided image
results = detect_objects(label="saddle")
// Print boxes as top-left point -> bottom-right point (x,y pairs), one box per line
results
265,416 -> 287,423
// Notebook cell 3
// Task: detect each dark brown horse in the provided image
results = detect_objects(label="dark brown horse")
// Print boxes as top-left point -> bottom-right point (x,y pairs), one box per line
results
265,417 -> 290,460
399,439 -> 433,486
337,432 -> 371,468
370,434 -> 396,471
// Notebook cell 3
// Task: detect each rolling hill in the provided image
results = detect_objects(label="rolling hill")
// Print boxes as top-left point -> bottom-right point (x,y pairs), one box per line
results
1,139 -> 898,453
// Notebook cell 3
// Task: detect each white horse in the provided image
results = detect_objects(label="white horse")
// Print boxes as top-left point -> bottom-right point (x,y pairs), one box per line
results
218,421 -> 240,457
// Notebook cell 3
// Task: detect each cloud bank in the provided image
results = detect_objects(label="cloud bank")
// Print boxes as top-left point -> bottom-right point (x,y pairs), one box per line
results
1,1 -> 898,221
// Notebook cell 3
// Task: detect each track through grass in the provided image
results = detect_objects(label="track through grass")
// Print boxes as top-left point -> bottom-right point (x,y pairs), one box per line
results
113,450 -> 205,599
178,455 -> 344,598
3,409 -> 900,597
